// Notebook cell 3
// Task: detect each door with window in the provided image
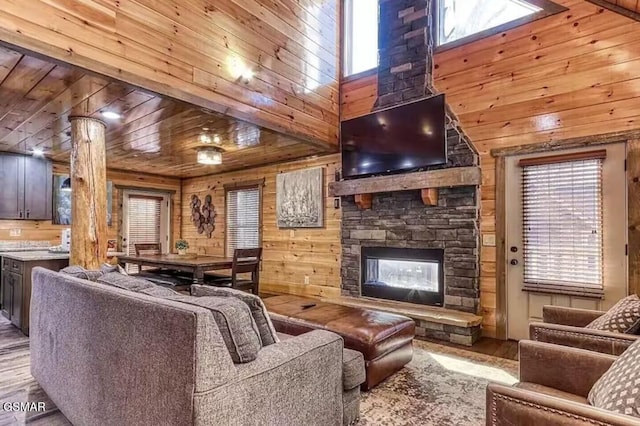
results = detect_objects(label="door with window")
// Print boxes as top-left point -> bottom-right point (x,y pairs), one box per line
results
505,144 -> 627,340
225,186 -> 261,257
122,190 -> 171,271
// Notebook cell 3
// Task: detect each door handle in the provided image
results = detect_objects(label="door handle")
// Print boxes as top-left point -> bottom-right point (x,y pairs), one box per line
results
510,259 -> 519,266
18,210 -> 22,218
26,209 -> 30,219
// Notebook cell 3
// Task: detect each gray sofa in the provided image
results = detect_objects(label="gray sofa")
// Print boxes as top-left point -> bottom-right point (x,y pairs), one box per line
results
30,267 -> 364,426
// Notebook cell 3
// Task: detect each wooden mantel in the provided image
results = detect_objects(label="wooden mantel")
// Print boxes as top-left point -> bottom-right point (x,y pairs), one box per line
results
329,166 -> 481,198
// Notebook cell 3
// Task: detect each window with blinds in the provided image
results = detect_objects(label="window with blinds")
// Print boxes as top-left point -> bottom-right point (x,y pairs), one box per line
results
521,154 -> 604,294
127,195 -> 163,257
226,187 -> 260,257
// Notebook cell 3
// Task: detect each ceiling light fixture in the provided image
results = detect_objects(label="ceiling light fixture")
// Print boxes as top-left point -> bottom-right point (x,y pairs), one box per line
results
197,147 -> 223,165
101,111 -> 122,120
198,133 -> 212,144
213,135 -> 221,144
31,147 -> 44,157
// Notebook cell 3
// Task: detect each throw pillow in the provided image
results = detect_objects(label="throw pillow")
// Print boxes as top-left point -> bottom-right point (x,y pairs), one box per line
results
168,295 -> 262,363
60,265 -> 103,282
191,285 -> 279,346
97,272 -> 155,292
589,339 -> 640,417
585,295 -> 640,333
100,263 -> 119,274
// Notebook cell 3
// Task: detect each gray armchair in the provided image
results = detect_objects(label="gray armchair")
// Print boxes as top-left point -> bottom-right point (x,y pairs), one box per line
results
486,341 -> 640,425
529,306 -> 639,356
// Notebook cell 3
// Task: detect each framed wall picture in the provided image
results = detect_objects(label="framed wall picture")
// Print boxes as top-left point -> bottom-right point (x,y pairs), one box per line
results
276,167 -> 324,228
53,175 -> 113,226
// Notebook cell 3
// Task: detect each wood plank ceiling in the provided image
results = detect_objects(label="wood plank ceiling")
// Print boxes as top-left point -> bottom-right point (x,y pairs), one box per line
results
0,0 -> 339,147
0,47 -> 329,178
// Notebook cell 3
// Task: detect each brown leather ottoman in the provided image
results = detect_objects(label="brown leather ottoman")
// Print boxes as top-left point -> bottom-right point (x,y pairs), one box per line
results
264,295 -> 415,390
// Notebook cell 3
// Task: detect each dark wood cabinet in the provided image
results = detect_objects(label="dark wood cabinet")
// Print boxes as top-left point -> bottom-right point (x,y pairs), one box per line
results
0,153 -> 52,220
24,156 -> 53,220
0,256 -> 68,335
0,154 -> 25,219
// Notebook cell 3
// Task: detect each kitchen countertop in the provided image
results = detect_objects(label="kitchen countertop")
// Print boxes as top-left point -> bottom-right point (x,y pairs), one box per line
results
1,251 -> 70,262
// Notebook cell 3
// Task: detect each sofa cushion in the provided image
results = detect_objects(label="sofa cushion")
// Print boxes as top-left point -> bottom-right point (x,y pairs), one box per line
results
589,339 -> 640,417
97,272 -> 155,291
277,332 -> 365,391
343,348 -> 365,390
586,295 -> 640,334
138,285 -> 180,297
99,263 -> 118,274
191,285 -> 278,346
168,295 -> 262,363
60,265 -> 103,282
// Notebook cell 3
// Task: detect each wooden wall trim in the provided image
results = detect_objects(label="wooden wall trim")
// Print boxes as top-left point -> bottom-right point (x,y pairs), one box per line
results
587,0 -> 640,22
518,149 -> 607,166
223,178 -> 266,191
491,130 -> 640,157
434,0 -> 568,53
113,185 -> 176,195
494,156 -> 508,340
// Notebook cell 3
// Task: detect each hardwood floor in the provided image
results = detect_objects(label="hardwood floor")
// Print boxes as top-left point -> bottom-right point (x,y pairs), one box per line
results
416,336 -> 519,361
0,317 -> 68,426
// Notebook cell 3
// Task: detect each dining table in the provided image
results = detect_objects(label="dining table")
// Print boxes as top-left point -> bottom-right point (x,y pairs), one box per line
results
118,253 -> 233,284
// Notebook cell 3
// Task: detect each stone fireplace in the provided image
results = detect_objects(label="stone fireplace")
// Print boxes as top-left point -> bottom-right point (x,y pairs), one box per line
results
341,185 -> 479,314
335,0 -> 482,344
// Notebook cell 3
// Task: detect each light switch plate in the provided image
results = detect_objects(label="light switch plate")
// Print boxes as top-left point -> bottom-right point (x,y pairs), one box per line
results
482,234 -> 496,247
9,229 -> 21,237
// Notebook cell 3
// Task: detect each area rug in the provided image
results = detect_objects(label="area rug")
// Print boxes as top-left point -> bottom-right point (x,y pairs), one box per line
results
358,339 -> 519,426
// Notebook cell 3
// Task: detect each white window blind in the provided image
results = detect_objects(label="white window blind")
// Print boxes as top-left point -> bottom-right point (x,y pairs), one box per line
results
521,155 -> 604,294
127,195 -> 162,257
226,187 -> 260,257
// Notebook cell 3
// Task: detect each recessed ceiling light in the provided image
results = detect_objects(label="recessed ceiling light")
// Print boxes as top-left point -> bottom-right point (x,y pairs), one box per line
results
101,111 -> 121,120
31,147 -> 44,157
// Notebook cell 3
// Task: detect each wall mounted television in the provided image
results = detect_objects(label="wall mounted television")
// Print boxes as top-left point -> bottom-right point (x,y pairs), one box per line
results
340,94 -> 447,179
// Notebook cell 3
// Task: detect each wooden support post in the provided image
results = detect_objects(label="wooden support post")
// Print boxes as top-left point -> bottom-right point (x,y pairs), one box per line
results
420,188 -> 438,206
354,194 -> 372,209
69,116 -> 108,269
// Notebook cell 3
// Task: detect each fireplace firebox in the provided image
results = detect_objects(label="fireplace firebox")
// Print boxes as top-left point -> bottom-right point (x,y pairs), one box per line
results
360,247 -> 444,307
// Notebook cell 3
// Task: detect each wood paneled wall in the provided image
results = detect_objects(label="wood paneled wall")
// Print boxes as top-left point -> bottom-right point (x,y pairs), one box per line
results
0,164 -> 181,247
0,0 -> 339,147
181,154 -> 341,297
340,0 -> 640,337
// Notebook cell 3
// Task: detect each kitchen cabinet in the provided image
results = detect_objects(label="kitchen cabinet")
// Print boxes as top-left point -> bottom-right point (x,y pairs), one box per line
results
0,255 -> 68,335
0,153 -> 52,220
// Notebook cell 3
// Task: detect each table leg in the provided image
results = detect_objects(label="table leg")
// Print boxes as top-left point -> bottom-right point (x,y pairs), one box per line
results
193,268 -> 204,285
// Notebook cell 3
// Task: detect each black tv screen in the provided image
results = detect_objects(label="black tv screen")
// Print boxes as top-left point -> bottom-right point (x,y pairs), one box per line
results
340,94 -> 447,179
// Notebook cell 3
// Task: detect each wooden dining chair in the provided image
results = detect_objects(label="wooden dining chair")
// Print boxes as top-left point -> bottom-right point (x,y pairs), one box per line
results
133,243 -> 162,272
207,248 -> 262,295
134,243 -> 161,256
